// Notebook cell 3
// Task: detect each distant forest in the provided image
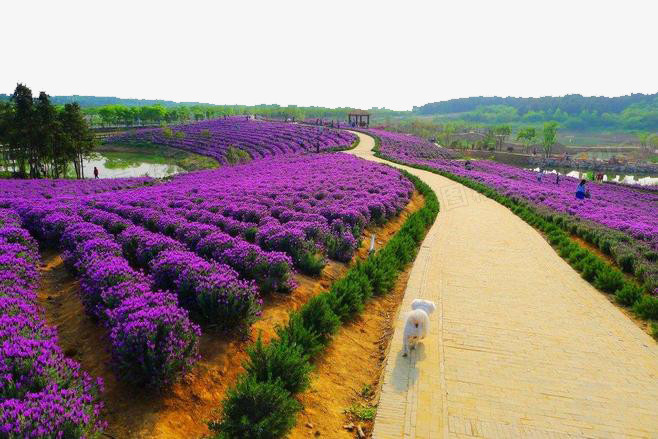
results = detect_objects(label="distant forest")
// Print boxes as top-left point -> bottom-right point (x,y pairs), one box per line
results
412,93 -> 658,131
413,93 -> 658,115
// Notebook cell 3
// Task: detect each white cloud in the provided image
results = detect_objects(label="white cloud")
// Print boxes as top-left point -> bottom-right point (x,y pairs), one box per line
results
1,0 -> 656,110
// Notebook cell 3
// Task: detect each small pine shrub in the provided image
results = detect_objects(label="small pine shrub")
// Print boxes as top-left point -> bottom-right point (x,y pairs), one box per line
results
209,376 -> 300,439
388,234 -> 417,267
225,147 -> 251,165
244,337 -> 312,394
616,253 -> 635,273
567,247 -> 588,266
243,227 -> 257,243
615,284 -> 643,307
581,258 -> 605,282
571,250 -> 595,272
547,230 -> 564,245
558,242 -> 577,258
328,270 -> 373,321
632,295 -> 658,320
361,253 -> 398,296
276,313 -> 323,358
594,268 -> 624,293
297,251 -> 326,276
298,293 -> 340,343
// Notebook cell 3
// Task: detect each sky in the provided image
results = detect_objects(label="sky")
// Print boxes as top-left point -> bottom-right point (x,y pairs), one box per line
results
1,0 -> 656,111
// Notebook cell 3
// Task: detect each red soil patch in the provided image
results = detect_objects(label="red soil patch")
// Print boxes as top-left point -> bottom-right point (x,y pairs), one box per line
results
38,191 -> 424,438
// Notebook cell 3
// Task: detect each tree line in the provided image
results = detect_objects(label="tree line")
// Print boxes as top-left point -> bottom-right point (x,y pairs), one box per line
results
0,84 -> 95,178
452,102 -> 658,131
414,93 -> 658,116
81,103 -> 407,127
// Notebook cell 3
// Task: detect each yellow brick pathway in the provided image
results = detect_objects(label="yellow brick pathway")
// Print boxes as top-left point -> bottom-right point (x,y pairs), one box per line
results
345,131 -> 658,438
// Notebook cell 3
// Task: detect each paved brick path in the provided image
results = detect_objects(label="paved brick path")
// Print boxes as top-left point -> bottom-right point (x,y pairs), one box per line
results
346,132 -> 658,438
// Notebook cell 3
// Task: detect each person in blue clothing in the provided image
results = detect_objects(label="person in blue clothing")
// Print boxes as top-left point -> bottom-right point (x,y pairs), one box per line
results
576,179 -> 587,199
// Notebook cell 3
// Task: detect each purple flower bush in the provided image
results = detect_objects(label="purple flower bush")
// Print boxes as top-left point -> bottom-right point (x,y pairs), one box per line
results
14,203 -> 201,388
151,250 -> 261,329
0,209 -> 104,437
106,117 -> 357,164
78,219 -> 262,329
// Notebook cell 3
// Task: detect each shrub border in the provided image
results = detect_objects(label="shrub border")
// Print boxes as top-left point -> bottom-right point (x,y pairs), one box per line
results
367,133 -> 658,334
208,170 -> 439,438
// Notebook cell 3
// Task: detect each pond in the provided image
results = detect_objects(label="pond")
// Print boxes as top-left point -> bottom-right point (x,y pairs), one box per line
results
76,143 -> 218,179
81,151 -> 184,179
529,167 -> 658,186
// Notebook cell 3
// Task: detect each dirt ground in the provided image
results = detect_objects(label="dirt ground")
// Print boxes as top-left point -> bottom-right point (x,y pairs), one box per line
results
38,191 -> 424,438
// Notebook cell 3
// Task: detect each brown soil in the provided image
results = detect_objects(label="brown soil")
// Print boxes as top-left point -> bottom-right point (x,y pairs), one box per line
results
38,191 -> 424,438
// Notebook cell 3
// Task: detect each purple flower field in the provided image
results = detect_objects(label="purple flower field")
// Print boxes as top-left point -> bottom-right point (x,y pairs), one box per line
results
106,117 -> 357,164
372,128 -> 658,250
0,150 -> 413,436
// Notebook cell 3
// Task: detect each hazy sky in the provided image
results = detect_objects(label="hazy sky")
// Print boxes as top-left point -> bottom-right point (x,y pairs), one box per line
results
1,0 -> 656,110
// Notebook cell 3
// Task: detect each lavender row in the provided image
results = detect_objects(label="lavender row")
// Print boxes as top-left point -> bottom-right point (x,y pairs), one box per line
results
106,117 -> 356,164
0,209 -> 104,437
77,207 -> 263,329
90,155 -> 413,265
15,203 -> 200,389
85,202 -> 296,293
0,176 -> 152,202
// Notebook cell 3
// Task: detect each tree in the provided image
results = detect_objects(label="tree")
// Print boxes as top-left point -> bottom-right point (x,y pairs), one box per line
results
542,121 -> 559,158
34,92 -> 62,177
59,103 -> 95,178
516,127 -> 536,154
637,132 -> 650,149
649,133 -> 658,149
493,125 -> 511,150
9,83 -> 37,177
439,123 -> 456,147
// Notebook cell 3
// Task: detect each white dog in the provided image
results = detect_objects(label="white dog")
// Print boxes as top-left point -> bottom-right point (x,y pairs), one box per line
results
402,299 -> 436,357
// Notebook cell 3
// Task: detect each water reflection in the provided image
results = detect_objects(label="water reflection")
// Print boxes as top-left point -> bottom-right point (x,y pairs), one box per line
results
83,152 -> 183,178
530,168 -> 658,186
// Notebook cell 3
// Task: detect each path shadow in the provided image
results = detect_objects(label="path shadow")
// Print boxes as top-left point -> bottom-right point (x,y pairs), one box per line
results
391,342 -> 426,393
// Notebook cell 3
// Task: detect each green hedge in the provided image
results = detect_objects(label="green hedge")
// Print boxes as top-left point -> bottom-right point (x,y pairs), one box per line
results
371,143 -> 658,331
208,170 -> 439,438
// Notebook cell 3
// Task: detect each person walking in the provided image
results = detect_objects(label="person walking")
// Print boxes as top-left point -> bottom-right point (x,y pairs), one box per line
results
93,166 -> 99,179
576,179 -> 587,199
555,173 -> 560,185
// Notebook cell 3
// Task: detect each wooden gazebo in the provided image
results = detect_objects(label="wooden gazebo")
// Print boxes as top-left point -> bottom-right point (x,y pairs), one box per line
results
348,110 -> 370,128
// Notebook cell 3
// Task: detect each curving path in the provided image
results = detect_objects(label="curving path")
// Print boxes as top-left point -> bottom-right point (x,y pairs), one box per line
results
345,131 -> 658,438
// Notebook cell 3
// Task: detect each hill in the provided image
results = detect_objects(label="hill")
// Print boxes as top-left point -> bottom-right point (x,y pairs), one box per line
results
413,93 -> 658,115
